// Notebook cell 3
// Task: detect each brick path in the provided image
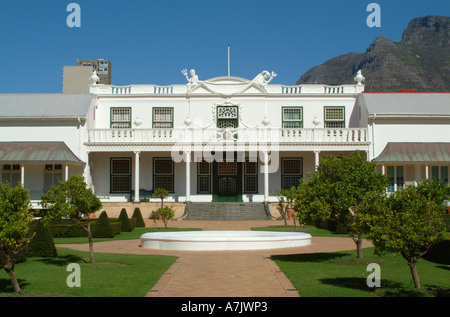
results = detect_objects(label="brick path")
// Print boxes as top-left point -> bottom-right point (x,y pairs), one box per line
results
57,220 -> 372,297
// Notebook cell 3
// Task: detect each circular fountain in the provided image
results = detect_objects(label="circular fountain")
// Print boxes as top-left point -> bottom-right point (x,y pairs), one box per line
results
140,230 -> 312,251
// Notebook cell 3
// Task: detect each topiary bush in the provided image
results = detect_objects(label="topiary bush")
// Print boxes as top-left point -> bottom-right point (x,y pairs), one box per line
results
92,211 -> 115,238
118,208 -> 133,232
27,220 -> 57,257
132,207 -> 145,227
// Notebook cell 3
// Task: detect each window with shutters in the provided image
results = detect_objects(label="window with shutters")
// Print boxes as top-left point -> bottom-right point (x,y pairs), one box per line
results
43,164 -> 63,192
1,164 -> 21,187
110,158 -> 131,193
111,108 -> 131,128
282,107 -> 303,128
153,108 -> 173,128
154,158 -> 174,192
244,157 -> 258,193
281,158 -> 303,190
197,160 -> 211,193
324,107 -> 345,128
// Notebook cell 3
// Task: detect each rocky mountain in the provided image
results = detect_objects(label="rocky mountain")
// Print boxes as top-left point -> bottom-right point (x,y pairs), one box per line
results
296,15 -> 450,91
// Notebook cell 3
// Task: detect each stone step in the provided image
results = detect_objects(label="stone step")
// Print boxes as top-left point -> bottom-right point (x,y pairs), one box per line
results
180,202 -> 272,221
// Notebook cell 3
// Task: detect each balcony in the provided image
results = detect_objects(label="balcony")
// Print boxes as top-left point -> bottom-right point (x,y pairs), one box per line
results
86,127 -> 369,149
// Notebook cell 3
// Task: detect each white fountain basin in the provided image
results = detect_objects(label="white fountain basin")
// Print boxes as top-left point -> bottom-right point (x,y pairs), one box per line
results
140,230 -> 312,251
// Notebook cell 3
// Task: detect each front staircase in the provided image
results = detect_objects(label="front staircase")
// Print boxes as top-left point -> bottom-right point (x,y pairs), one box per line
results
180,202 -> 273,221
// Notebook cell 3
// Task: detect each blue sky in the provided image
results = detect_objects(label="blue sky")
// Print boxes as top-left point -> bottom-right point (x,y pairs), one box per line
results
0,0 -> 449,93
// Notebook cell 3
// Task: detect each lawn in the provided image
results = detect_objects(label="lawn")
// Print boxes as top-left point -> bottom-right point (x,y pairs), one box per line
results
0,247 -> 177,297
254,225 -> 450,297
272,245 -> 450,297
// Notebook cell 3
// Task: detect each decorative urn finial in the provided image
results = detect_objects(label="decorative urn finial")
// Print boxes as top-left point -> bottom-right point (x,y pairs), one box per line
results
354,70 -> 365,85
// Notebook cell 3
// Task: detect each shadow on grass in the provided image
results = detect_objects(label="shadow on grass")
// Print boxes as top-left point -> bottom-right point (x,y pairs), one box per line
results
0,278 -> 29,293
36,254 -> 86,267
319,277 -> 403,293
272,252 -> 353,263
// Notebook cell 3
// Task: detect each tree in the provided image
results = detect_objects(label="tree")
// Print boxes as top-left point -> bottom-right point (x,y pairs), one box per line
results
0,182 -> 34,293
156,206 -> 175,228
368,179 -> 450,289
152,188 -> 169,209
295,151 -> 389,258
132,207 -> 145,227
118,208 -> 133,232
40,175 -> 102,263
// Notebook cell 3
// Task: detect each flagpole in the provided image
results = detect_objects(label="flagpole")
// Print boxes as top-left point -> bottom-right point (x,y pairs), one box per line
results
228,45 -> 230,76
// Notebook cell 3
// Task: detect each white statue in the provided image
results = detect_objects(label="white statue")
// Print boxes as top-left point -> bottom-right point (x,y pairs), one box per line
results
181,68 -> 199,88
252,70 -> 277,86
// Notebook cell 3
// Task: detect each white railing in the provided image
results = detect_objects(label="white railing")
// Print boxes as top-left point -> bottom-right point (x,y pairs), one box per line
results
91,83 -> 364,95
86,128 -> 368,145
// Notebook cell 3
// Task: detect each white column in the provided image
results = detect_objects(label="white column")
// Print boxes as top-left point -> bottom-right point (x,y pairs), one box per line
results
381,164 -> 385,175
134,151 -> 140,203
314,151 -> 320,170
65,165 -> 69,181
21,165 -> 25,186
425,165 -> 429,179
185,150 -> 191,202
264,150 -> 269,202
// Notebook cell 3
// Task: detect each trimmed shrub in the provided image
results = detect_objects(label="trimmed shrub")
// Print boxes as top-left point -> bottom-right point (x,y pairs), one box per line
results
92,211 -> 114,238
132,207 -> 145,227
27,220 -> 57,257
118,208 -> 133,232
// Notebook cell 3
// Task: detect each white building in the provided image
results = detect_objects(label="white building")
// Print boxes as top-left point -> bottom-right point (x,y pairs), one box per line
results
0,69 -> 448,218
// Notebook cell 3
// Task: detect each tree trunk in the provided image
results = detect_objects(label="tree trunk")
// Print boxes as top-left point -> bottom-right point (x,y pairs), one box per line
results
3,254 -> 20,293
355,232 -> 364,259
408,260 -> 421,289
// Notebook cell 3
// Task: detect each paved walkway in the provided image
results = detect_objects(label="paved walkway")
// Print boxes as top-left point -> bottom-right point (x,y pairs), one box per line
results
57,220 -> 372,297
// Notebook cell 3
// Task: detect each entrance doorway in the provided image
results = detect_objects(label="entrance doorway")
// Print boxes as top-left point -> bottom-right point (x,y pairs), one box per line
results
212,156 -> 242,202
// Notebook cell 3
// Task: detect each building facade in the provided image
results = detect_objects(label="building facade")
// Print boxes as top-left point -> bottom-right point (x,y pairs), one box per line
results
0,69 -> 449,214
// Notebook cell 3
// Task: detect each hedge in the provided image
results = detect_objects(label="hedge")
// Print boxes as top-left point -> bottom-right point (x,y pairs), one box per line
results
48,220 -> 122,238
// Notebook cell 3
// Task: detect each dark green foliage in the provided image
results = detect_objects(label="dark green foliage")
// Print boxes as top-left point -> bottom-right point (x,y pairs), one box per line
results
118,208 -> 133,232
27,220 -> 57,257
132,208 -> 145,227
92,211 -> 114,238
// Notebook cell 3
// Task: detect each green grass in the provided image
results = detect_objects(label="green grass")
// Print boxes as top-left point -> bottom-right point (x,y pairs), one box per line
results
272,247 -> 450,297
0,247 -> 177,297
251,225 -> 349,237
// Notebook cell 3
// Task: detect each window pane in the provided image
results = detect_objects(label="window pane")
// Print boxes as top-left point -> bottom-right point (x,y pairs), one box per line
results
282,122 -> 302,128
282,176 -> 300,190
111,108 -> 130,122
218,161 -> 237,175
112,159 -> 130,174
325,108 -> 344,121
396,166 -> 404,189
154,175 -> 174,192
154,159 -> 173,174
198,161 -> 210,175
283,108 -> 302,121
324,122 -> 345,128
387,166 -> 395,192
282,159 -> 302,175
431,166 -> 439,180
198,175 -> 211,193
111,176 -> 131,192
154,108 -> 173,122
245,160 -> 257,175
245,175 -> 258,193
441,166 -> 448,184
